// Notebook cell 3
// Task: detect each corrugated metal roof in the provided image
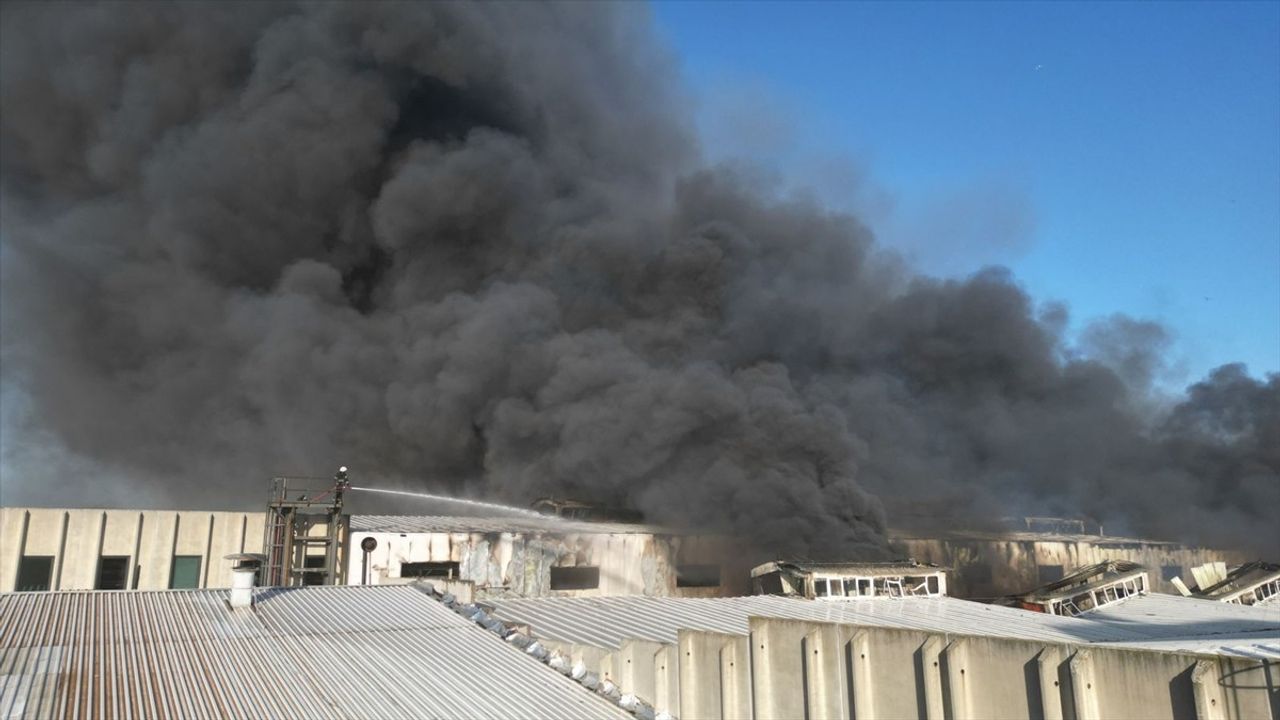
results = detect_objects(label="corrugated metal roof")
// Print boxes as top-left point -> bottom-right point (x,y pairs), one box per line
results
489,594 -> 1151,649
0,585 -> 629,720
1084,592 -> 1280,660
351,514 -> 673,536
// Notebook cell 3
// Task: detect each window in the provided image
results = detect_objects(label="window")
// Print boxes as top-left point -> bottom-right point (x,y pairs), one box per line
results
96,556 -> 130,590
676,564 -> 720,588
170,556 -> 202,589
16,556 -> 53,591
550,566 -> 599,590
966,563 -> 993,584
813,578 -> 830,597
1161,565 -> 1182,582
926,575 -> 941,594
401,561 -> 461,579
843,578 -> 860,596
755,572 -> 784,595
1038,565 -> 1064,584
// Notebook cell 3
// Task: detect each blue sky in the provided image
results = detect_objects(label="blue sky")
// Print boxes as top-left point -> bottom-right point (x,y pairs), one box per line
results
652,1 -> 1280,385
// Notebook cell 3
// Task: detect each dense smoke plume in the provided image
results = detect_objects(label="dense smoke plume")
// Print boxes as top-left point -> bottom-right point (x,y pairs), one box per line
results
1,3 -> 1276,558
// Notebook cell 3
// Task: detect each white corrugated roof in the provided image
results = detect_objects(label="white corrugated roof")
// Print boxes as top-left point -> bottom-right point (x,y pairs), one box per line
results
489,594 -> 1151,650
1083,592 -> 1280,660
490,593 -> 1280,659
0,585 -> 629,720
351,514 -> 673,535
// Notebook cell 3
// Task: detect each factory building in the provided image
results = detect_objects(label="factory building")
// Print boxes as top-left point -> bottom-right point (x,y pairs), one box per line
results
893,521 -> 1245,597
0,505 -> 1255,602
3,503 -> 1278,720
0,507 -> 750,598
346,515 -> 752,599
0,507 -> 266,593
483,589 -> 1280,720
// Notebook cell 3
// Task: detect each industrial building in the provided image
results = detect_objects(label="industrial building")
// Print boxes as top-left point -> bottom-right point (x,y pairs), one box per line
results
0,506 -> 751,598
3,497 -> 1278,720
1,507 -> 266,592
5,562 -> 1275,720
1,504 -> 1256,602
481,590 -> 1280,719
892,522 -> 1245,597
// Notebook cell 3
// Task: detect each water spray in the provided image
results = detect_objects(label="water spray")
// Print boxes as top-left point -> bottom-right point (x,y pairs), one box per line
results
349,485 -> 551,519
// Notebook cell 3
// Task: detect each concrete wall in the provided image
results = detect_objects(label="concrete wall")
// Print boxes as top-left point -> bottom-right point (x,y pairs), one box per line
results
622,618 -> 1276,720
346,529 -> 751,598
895,535 -> 1246,597
1,508 -> 266,591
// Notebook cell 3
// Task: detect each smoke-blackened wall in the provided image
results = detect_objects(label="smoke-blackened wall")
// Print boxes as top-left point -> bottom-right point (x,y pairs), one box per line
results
1,2 -> 1275,558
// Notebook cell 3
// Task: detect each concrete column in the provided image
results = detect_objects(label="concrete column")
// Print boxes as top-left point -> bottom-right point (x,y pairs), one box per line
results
943,637 -> 971,720
618,639 -> 667,707
678,631 -> 720,720
921,634 -> 950,720
749,617 -> 807,720
1035,645 -> 1069,720
720,635 -> 753,720
846,629 -> 875,720
803,624 -> 847,720
654,643 -> 681,718
1069,649 -> 1101,720
1192,659 -> 1227,720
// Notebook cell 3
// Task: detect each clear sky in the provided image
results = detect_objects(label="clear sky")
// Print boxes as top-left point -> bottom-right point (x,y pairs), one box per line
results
652,1 -> 1280,385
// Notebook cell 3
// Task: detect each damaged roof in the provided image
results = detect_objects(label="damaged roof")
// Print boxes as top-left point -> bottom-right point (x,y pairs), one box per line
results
1021,560 -> 1147,600
351,514 -> 675,535
752,560 -> 947,577
1195,561 -> 1280,601
0,585 -> 629,720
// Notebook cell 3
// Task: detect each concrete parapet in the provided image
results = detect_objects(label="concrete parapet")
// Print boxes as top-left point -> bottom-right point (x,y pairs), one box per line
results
678,630 -> 753,720
943,635 -> 1065,720
748,616 -> 812,719
733,617 -> 1274,720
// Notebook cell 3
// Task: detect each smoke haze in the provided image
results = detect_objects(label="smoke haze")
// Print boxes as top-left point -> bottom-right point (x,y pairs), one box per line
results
1,2 -> 1276,558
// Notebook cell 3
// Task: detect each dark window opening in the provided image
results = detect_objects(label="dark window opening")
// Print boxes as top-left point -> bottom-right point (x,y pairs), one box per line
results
401,561 -> 461,579
1038,565 -> 1065,585
755,572 -> 784,595
813,579 -> 830,597
1162,565 -> 1182,581
926,575 -> 941,594
676,564 -> 721,588
550,566 -> 600,590
966,563 -> 994,584
301,555 -> 326,586
170,556 -> 202,589
96,556 -> 130,590
16,556 -> 54,591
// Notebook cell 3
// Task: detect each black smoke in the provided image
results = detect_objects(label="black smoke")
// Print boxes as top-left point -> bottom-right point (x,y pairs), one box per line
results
1,2 -> 1275,558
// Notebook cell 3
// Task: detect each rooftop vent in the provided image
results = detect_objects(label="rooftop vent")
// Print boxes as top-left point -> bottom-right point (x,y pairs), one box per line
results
225,553 -> 265,609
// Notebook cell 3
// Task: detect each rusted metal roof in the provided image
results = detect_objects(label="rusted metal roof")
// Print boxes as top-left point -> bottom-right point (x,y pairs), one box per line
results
0,585 -> 629,719
351,514 -> 674,535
